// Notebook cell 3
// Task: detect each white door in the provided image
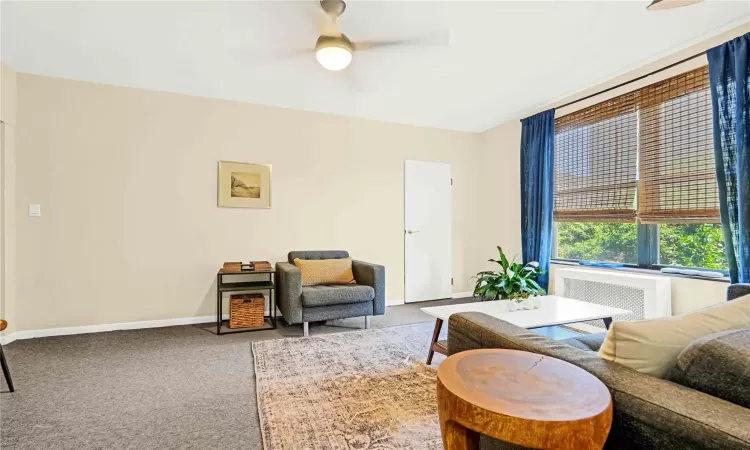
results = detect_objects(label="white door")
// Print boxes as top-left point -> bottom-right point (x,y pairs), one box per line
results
405,160 -> 452,303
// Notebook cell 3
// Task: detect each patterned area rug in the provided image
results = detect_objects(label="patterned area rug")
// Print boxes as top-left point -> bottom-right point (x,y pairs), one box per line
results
252,322 -> 446,450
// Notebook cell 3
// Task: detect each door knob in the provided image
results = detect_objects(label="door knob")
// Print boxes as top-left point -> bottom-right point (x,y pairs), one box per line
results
406,230 -> 420,235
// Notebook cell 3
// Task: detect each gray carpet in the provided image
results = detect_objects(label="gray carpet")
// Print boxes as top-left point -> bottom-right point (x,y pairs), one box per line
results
0,298 -> 578,449
0,299 -> 464,450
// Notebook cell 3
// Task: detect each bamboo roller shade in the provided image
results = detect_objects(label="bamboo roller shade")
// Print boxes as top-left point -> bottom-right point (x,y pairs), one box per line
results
554,66 -> 719,224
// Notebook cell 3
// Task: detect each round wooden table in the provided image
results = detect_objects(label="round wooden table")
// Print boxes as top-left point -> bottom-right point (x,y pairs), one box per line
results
436,349 -> 612,450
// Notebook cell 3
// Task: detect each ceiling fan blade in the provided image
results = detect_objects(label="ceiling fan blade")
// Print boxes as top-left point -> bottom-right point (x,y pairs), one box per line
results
353,31 -> 450,52
252,48 -> 315,65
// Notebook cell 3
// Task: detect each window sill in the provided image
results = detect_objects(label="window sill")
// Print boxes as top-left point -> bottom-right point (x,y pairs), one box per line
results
550,260 -> 730,283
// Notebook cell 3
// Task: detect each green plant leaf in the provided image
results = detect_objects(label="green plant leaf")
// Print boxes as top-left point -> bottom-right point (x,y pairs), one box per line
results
474,245 -> 547,300
498,247 -> 509,270
527,278 -> 542,291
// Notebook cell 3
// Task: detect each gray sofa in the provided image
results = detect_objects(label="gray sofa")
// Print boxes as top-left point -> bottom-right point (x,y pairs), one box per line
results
276,251 -> 385,336
447,284 -> 750,450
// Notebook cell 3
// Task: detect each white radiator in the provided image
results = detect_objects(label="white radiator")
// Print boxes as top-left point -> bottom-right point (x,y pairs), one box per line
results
554,268 -> 672,331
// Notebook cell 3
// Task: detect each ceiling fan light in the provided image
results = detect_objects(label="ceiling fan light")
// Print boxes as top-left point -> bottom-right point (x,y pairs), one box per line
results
314,34 -> 354,71
316,46 -> 352,71
647,0 -> 703,10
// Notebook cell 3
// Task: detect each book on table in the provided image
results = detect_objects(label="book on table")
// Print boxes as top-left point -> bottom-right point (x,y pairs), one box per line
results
222,261 -> 242,272
223,261 -> 272,272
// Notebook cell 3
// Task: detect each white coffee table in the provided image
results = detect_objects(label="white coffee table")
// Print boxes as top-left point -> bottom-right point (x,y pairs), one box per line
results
420,295 -> 630,364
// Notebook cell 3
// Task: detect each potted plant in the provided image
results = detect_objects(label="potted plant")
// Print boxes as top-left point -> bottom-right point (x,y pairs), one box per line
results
472,246 -> 546,309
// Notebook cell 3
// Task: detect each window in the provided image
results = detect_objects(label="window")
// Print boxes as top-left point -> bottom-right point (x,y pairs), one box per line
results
658,224 -> 726,270
556,222 -> 638,265
553,66 -> 727,272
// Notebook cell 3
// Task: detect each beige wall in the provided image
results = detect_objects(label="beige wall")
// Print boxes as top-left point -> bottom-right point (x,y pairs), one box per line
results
464,120 -> 523,281
0,63 -> 18,337
1,63 -> 18,126
13,73 -> 482,331
474,24 -> 750,313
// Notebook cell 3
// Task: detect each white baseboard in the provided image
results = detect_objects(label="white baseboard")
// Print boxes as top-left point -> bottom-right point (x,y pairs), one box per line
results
0,314 -> 229,345
0,334 -> 17,346
0,295 -> 476,345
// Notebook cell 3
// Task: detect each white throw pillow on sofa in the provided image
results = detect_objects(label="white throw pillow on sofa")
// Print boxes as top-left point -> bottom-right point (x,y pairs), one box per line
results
598,294 -> 750,377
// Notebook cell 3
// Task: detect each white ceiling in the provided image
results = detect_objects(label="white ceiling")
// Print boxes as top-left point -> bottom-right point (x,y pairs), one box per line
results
2,1 -> 749,132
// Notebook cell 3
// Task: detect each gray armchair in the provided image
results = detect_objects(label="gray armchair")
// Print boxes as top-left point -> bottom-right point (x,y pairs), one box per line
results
276,251 -> 385,336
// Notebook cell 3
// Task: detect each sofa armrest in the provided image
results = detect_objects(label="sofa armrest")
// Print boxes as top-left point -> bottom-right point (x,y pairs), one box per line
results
448,312 -> 750,450
275,262 -> 303,324
728,283 -> 750,301
352,260 -> 385,316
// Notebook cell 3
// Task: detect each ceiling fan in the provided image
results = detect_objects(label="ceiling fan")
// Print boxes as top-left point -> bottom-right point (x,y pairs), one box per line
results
297,0 -> 449,71
646,0 -> 703,10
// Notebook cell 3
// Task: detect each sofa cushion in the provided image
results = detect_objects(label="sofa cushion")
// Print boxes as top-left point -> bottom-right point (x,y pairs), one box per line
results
598,294 -> 750,377
301,284 -> 375,307
560,332 -> 607,352
294,257 -> 355,286
667,327 -> 750,409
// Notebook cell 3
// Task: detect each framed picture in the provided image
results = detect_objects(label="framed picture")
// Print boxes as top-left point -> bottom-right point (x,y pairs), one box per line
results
218,161 -> 272,208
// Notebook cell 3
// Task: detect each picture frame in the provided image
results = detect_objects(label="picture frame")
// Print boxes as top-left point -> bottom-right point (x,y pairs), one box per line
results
217,161 -> 272,208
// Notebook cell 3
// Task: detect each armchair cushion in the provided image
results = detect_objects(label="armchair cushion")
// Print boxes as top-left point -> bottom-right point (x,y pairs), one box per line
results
294,257 -> 355,286
288,250 -> 349,264
301,284 -> 375,307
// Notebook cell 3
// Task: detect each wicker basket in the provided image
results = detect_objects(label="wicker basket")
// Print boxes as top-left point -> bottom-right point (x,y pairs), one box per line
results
229,294 -> 265,328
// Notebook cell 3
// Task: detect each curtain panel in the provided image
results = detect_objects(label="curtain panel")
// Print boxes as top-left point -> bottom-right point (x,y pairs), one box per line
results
520,109 -> 555,290
707,32 -> 750,284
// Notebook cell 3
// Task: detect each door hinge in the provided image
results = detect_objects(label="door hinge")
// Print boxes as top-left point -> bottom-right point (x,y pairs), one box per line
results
451,277 -> 454,285
451,178 -> 453,186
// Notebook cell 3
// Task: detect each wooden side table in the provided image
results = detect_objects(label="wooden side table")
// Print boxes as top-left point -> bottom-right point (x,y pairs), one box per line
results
216,263 -> 276,335
436,349 -> 612,450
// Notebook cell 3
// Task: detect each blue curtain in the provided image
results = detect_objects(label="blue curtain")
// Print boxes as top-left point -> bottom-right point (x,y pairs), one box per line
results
707,33 -> 750,284
520,109 -> 555,291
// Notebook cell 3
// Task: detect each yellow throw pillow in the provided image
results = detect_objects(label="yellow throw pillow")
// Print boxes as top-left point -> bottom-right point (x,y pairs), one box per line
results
598,294 -> 750,377
294,257 -> 356,286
